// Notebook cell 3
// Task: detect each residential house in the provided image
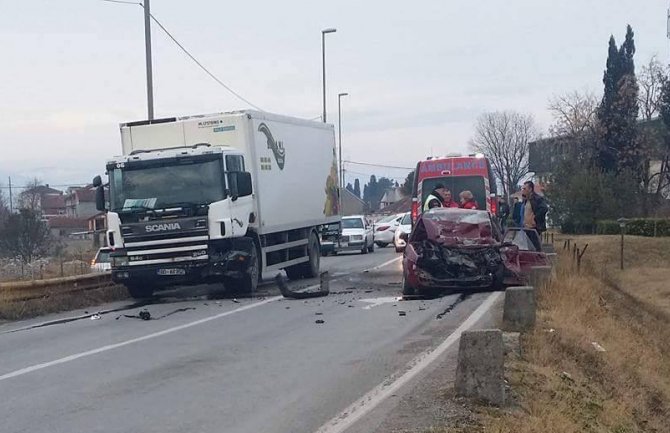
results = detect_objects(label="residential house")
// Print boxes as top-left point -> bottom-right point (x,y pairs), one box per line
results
47,217 -> 89,238
379,187 -> 404,210
18,184 -> 66,217
65,186 -> 99,219
341,188 -> 366,216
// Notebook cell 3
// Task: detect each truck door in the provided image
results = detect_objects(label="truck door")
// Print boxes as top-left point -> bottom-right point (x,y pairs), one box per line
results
226,155 -> 254,237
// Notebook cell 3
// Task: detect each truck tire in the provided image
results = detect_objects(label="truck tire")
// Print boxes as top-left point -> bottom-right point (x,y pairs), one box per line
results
125,283 -> 154,299
368,241 -> 375,253
286,232 -> 320,280
375,242 -> 388,248
227,238 -> 260,293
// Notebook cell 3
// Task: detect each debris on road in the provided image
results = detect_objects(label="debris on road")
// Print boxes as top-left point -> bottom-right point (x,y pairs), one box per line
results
232,298 -> 240,304
315,312 -> 323,315
276,273 -> 330,299
591,341 -> 607,352
315,319 -> 325,324
398,310 -> 407,316
560,371 -> 575,383
90,314 -> 101,320
116,307 -> 195,321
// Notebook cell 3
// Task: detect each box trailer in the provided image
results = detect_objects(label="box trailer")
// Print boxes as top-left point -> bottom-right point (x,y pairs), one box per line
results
93,110 -> 340,298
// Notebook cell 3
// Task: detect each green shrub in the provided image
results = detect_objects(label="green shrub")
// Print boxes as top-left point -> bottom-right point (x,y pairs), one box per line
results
595,219 -> 670,237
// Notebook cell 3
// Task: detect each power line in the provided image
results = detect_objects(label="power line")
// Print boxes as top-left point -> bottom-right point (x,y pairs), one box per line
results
102,0 -> 265,111
148,13 -> 265,111
344,160 -> 414,170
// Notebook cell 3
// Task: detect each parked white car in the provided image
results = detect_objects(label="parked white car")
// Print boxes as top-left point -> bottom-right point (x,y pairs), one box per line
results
394,212 -> 412,253
373,214 -> 403,247
340,215 -> 375,254
90,247 -> 112,273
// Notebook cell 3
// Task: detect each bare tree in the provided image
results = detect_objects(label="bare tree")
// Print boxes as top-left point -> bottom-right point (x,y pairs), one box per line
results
0,209 -> 52,264
470,111 -> 539,199
548,90 -> 598,137
638,55 -> 667,121
18,178 -> 44,212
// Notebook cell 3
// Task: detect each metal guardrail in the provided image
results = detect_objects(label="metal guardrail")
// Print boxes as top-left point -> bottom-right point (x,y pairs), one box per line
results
0,273 -> 117,303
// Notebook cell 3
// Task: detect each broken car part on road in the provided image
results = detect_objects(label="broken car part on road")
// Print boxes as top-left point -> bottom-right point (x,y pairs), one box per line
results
275,272 -> 330,299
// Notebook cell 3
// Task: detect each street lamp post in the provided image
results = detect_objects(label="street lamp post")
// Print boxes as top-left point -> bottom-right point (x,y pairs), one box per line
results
321,28 -> 337,123
338,92 -> 348,192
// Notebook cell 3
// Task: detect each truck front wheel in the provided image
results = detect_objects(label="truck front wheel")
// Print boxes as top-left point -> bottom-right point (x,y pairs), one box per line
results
225,239 -> 260,293
125,283 -> 155,299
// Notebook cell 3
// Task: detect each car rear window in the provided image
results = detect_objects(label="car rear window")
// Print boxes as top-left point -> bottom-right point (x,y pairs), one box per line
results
96,250 -> 111,263
342,218 -> 364,229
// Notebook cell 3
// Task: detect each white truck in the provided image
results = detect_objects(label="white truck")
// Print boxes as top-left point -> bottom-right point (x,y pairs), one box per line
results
93,110 -> 340,298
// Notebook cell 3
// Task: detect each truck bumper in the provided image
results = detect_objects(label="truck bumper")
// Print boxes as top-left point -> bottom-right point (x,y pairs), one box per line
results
112,238 -> 255,287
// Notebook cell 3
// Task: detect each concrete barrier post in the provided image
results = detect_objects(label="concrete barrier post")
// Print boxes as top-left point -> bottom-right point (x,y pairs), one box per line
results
455,329 -> 505,406
503,286 -> 536,331
530,265 -> 552,289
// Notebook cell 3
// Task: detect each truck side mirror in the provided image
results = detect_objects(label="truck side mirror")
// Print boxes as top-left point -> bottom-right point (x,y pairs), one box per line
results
95,186 -> 106,212
235,172 -> 253,198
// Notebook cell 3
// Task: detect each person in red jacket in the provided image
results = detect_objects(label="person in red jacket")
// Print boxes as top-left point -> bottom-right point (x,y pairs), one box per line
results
442,189 -> 460,208
459,190 -> 478,209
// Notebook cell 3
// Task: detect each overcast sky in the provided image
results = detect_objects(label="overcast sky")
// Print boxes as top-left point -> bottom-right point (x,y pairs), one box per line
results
0,0 -> 668,191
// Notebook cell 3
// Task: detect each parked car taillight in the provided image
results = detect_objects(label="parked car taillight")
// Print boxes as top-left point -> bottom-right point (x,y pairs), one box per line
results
376,226 -> 389,232
411,200 -> 419,223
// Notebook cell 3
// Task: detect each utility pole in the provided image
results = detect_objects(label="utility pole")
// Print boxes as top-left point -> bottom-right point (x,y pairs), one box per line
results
338,92 -> 348,192
8,176 -> 13,213
144,0 -> 154,121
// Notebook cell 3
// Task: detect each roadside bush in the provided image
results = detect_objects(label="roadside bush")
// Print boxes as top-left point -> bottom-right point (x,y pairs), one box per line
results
596,218 -> 670,237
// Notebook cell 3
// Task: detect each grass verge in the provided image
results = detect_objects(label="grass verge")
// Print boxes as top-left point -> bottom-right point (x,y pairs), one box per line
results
429,235 -> 670,433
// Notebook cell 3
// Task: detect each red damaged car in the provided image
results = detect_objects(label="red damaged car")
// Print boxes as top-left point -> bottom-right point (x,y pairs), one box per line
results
401,208 -> 549,296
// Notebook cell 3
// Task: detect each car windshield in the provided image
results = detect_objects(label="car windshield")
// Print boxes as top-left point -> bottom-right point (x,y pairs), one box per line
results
400,213 -> 412,225
413,209 -> 496,245
108,158 -> 225,212
96,250 -> 111,263
342,218 -> 364,229
377,215 -> 397,224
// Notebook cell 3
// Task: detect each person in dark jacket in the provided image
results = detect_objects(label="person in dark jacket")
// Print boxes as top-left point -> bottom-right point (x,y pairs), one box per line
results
498,196 -> 510,228
520,181 -> 549,250
511,197 -> 522,227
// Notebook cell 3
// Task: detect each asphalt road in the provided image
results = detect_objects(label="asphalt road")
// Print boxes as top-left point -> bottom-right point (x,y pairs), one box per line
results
0,247 -> 499,433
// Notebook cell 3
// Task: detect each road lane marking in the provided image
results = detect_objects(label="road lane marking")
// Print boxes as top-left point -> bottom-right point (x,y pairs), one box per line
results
0,256 -> 402,382
0,296 -> 282,382
359,297 -> 402,310
315,291 -> 502,433
366,256 -> 401,272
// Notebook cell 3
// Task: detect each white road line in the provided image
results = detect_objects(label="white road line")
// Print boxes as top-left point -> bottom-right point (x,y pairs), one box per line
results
314,291 -> 502,433
366,256 -> 401,272
0,256 -> 402,382
0,296 -> 281,382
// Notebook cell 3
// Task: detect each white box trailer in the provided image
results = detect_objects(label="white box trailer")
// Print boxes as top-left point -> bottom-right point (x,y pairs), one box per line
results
94,110 -> 340,298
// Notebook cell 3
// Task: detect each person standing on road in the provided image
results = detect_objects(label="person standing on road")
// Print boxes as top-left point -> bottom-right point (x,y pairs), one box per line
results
442,189 -> 460,208
520,181 -> 549,249
498,196 -> 510,228
423,184 -> 449,211
459,190 -> 478,209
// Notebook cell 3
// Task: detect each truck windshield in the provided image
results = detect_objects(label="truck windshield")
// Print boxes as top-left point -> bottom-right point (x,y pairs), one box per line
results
109,158 -> 225,212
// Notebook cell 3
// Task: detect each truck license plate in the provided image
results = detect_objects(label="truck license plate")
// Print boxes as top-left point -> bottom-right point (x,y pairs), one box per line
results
157,268 -> 186,276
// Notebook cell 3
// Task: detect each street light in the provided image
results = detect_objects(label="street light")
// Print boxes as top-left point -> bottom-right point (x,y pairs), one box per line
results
321,28 -> 337,123
338,92 -> 349,191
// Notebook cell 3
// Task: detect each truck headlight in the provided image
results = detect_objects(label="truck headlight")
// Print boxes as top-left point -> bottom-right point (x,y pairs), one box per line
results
112,256 -> 129,267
